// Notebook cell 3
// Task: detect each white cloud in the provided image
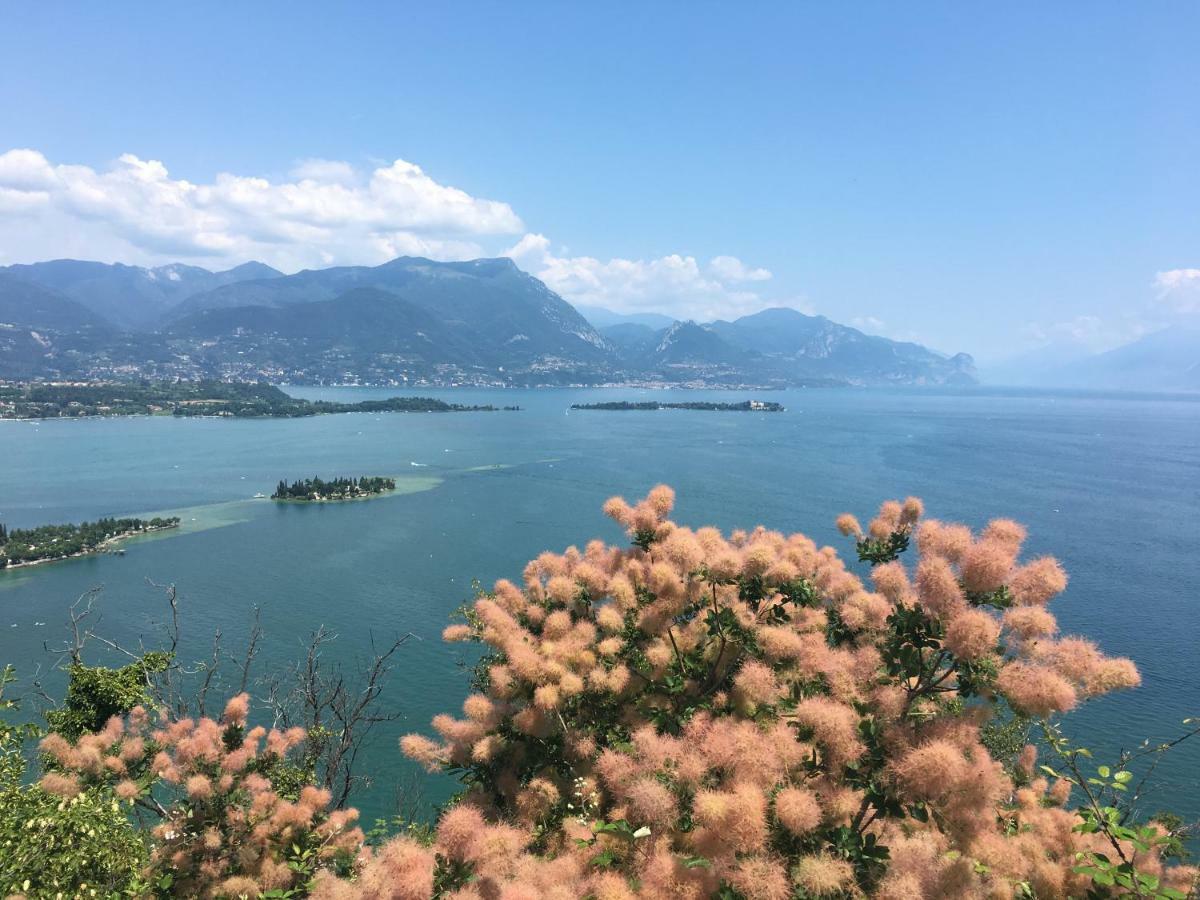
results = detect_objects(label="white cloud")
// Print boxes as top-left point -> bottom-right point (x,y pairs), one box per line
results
504,232 -> 781,321
850,315 -> 886,333
708,255 -> 771,282
0,148 -> 57,191
0,148 -> 790,322
1023,316 -> 1115,350
0,149 -> 523,271
849,315 -> 925,345
289,158 -> 359,185
1154,268 -> 1200,314
1019,314 -> 1154,356
1009,268 -> 1200,359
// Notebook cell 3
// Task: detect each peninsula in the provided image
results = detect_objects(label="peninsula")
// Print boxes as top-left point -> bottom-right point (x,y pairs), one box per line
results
272,476 -> 397,502
570,400 -> 785,412
0,516 -> 181,569
0,381 -> 504,419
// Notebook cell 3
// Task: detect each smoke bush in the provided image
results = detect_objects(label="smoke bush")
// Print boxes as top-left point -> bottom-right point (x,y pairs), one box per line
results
40,693 -> 362,897
32,488 -> 1197,899
374,487 -> 1187,899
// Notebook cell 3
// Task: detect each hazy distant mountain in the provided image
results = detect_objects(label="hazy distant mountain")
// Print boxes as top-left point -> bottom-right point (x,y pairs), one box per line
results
710,308 -> 977,385
574,304 -> 677,330
0,259 -> 283,330
598,308 -> 973,386
1031,329 -> 1200,391
980,329 -> 1200,391
0,256 -> 976,387
978,343 -> 1097,387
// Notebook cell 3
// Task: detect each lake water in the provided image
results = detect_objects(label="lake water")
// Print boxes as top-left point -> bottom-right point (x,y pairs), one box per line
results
1,386 -> 1198,825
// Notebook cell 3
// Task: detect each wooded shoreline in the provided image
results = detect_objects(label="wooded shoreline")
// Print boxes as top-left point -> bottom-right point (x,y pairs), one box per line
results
0,520 -> 180,570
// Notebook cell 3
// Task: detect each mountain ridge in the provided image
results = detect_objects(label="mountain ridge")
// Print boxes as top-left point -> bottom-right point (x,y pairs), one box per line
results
0,256 -> 976,387
0,258 -> 284,330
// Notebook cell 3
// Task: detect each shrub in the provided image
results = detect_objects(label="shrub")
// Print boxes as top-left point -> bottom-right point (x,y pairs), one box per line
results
373,487 -> 1193,899
0,666 -> 147,898
38,692 -> 362,897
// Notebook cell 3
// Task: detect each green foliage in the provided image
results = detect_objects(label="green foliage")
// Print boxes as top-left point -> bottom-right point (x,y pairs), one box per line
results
272,475 -> 396,501
967,584 -> 1015,610
0,786 -> 148,898
46,652 -> 171,739
0,667 -> 38,783
880,605 -> 943,683
979,710 -> 1033,776
1071,812 -> 1185,899
0,516 -> 179,566
855,530 -> 910,565
1148,812 -> 1191,864
574,817 -> 652,869
829,824 -> 891,889
0,380 -> 501,419
1040,722 -> 1197,900
0,666 -> 147,898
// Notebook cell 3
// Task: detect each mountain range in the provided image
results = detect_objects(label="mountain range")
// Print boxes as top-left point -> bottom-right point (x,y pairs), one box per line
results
0,256 -> 977,387
1,259 -> 284,330
980,329 -> 1200,392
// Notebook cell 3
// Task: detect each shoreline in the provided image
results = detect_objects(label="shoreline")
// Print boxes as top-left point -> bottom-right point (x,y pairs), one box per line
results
271,489 -> 396,504
0,409 -> 502,422
0,522 -> 180,572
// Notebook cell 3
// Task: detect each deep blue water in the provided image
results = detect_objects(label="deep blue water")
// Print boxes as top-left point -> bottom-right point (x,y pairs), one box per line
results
1,386 -> 1197,824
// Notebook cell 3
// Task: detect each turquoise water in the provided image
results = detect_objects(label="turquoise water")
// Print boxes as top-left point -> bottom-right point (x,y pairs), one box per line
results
1,386 -> 1198,823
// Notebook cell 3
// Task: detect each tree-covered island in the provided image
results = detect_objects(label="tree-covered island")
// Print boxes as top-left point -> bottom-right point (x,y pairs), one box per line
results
0,516 -> 180,569
570,399 -> 784,411
0,381 -> 504,419
271,476 -> 397,502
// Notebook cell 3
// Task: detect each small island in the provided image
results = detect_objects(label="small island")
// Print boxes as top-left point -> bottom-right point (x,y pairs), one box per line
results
272,476 -> 397,502
0,381 -> 507,419
0,516 -> 181,569
570,400 -> 784,412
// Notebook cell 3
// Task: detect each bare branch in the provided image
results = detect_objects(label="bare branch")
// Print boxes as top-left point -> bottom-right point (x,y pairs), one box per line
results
195,628 -> 223,718
239,606 -> 262,695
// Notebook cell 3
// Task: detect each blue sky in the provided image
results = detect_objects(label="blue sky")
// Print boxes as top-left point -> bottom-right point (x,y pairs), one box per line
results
1,2 -> 1198,360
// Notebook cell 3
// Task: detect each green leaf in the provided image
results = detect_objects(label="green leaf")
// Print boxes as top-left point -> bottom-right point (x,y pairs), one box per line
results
1096,765 -> 1110,778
